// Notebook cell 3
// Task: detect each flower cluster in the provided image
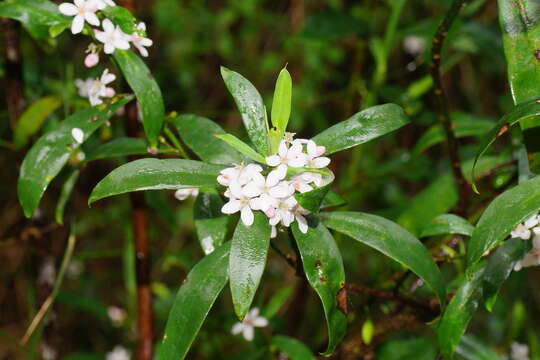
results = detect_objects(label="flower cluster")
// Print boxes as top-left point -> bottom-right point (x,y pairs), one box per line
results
510,214 -> 540,271
59,0 -> 152,105
217,134 -> 330,235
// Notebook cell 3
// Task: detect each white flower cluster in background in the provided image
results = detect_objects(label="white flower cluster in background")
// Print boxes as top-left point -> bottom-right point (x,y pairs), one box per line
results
510,214 -> 540,271
59,0 -> 153,105
106,345 -> 130,360
510,342 -> 530,360
217,134 -> 330,234
231,307 -> 268,341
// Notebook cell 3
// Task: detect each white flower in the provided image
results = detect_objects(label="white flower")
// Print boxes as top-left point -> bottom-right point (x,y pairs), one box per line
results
511,215 -> 539,240
38,258 -> 56,286
221,182 -> 258,226
95,19 -> 130,54
41,343 -> 57,360
71,128 -> 84,144
294,206 -> 310,234
291,172 -> 322,193
266,140 -> 307,170
218,164 -> 263,187
514,228 -> 540,271
271,225 -> 277,238
403,36 -> 426,56
77,68 -> 116,106
231,307 -> 268,341
75,78 -> 93,97
174,188 -> 199,201
511,342 -> 529,360
59,0 -> 100,35
268,196 -> 298,228
106,346 -> 130,360
130,22 -> 153,57
303,140 -> 330,168
94,0 -> 115,9
107,306 -> 127,327
242,166 -> 290,211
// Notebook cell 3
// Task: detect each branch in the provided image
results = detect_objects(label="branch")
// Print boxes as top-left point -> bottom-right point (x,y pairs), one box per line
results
430,0 -> 469,215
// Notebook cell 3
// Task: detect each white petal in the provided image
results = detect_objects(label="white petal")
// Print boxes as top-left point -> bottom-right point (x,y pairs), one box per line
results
228,182 -> 244,199
174,189 -> 190,201
266,168 -> 285,187
140,37 -> 153,46
74,0 -> 85,7
278,140 -> 288,157
248,307 -> 260,317
296,215 -> 308,233
287,153 -> 307,168
268,183 -> 292,198
114,36 -> 131,50
231,322 -> 244,335
266,155 -> 281,167
217,175 -> 230,186
241,206 -> 254,226
104,43 -> 115,54
311,157 -> 330,168
102,19 -> 114,33
288,142 -> 303,157
243,182 -> 262,198
269,214 -> 281,226
525,215 -> 539,229
71,128 -> 84,143
71,15 -> 85,34
85,11 -> 100,26
137,45 -> 149,57
271,226 -> 277,238
252,316 -> 268,327
306,140 -> 318,157
222,200 -> 241,214
242,325 -> 254,341
101,69 -> 116,84
59,3 -> 79,16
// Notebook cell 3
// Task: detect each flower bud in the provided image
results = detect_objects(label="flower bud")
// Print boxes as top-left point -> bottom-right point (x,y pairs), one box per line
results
84,53 -> 99,68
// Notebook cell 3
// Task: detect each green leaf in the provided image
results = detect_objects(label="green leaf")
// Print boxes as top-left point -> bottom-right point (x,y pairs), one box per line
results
414,113 -> 494,153
397,173 -> 458,236
467,175 -> 540,265
300,11 -> 367,40
55,168 -> 80,225
85,138 -> 148,161
271,67 -> 292,135
482,238 -> 531,311
311,103 -> 409,155
262,285 -> 293,319
14,96 -> 62,148
320,190 -> 347,209
220,67 -> 268,155
113,50 -> 164,149
215,134 -> 266,164
472,98 -> 540,187
100,6 -> 137,34
438,263 -> 485,359
156,242 -> 230,360
271,335 -> 316,360
291,220 -> 347,356
193,188 -> 228,255
171,114 -> 244,165
377,338 -> 437,360
89,159 -> 224,204
0,0 -> 69,41
294,171 -> 334,213
420,214 -> 475,238
229,212 -> 271,319
456,335 -> 505,360
17,96 -> 131,217
321,211 -> 446,306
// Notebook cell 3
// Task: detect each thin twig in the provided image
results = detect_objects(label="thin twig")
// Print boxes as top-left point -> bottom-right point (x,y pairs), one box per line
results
20,234 -> 77,345
430,0 -> 469,215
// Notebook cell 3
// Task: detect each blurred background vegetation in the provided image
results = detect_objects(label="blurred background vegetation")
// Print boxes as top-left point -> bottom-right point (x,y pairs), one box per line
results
1,0 -> 537,359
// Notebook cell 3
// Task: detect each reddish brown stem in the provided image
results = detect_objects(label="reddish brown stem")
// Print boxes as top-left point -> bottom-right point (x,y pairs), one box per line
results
1,18 -> 26,128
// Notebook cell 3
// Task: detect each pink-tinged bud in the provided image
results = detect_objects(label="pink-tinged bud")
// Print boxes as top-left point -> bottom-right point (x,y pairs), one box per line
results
147,147 -> 158,155
105,87 -> 115,98
84,53 -> 99,68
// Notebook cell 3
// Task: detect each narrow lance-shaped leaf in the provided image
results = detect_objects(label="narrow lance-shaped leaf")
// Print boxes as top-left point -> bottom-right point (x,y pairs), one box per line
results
89,159 -> 224,204
17,96 -> 132,217
156,242 -> 231,360
85,138 -> 148,162
113,50 -> 165,149
420,214 -> 475,238
171,115 -> 244,165
215,134 -> 266,164
271,67 -> 292,135
230,212 -> 271,319
14,96 -> 62,149
292,220 -> 347,356
311,103 -> 409,155
467,175 -> 540,266
321,211 -> 446,306
271,335 -> 316,360
193,188 -> 228,255
55,168 -> 80,225
220,67 -> 269,155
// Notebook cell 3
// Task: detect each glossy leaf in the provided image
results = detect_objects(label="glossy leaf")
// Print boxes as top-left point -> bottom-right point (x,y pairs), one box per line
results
156,242 -> 230,360
263,285 -> 293,319
55,168 -> 80,225
271,335 -> 316,360
193,188 -> 228,255
467,175 -> 540,265
311,103 -> 409,155
320,190 -> 347,209
18,96 -> 131,217
438,264 -> 485,359
101,6 -> 137,34
14,96 -> 62,149
398,173 -> 458,236
322,211 -> 446,306
0,0 -> 69,41
220,67 -> 268,155
271,67 -> 292,134
420,214 -> 475,238
85,138 -> 148,161
292,220 -> 347,356
482,238 -> 530,311
214,134 -> 266,164
229,212 -> 271,319
89,159 -> 224,204
472,98 -> 540,185
456,335 -> 505,360
171,114 -> 244,165
113,50 -> 164,149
